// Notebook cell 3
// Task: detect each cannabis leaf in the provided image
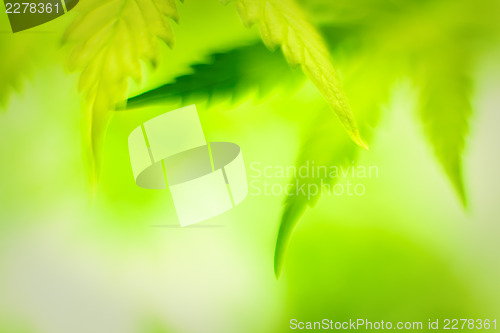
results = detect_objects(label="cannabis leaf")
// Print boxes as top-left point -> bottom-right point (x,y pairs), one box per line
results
228,0 -> 368,149
416,49 -> 472,206
272,0 -> 500,277
126,42 -> 304,109
274,53 -> 393,277
64,0 -> 179,184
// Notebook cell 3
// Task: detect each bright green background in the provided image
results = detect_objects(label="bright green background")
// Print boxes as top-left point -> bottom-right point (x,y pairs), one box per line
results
0,1 -> 499,332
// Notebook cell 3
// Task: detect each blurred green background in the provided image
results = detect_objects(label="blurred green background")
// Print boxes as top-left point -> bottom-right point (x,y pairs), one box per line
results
1,0 -> 499,332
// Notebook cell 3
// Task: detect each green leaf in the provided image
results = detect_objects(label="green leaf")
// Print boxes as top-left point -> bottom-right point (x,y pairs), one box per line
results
0,11 -> 47,110
274,57 -> 392,278
63,0 -> 179,185
417,48 -> 472,206
232,0 -> 368,149
0,36 -> 32,109
126,42 -> 304,109
274,112 -> 357,278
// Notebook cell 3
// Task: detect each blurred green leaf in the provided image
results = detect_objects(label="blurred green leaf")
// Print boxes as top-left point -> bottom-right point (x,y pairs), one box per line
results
0,36 -> 32,109
63,0 -> 179,186
416,48 -> 472,206
274,55 -> 392,277
126,42 -> 304,109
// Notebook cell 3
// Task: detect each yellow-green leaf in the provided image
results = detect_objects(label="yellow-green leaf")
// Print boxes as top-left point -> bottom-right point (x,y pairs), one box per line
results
64,0 -> 179,185
232,0 -> 367,149
274,55 -> 393,278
